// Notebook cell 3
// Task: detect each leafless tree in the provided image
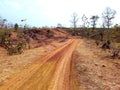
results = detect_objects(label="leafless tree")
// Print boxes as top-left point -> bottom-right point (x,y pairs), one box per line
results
102,7 -> 116,29
0,17 -> 7,28
90,15 -> 99,30
57,23 -> 62,28
7,23 -> 14,29
70,12 -> 79,35
82,14 -> 89,28
21,19 -> 27,30
0,17 -> 2,28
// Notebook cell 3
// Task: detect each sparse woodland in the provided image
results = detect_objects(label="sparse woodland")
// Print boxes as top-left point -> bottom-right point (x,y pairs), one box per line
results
0,7 -> 120,59
66,7 -> 120,59
0,5 -> 120,90
0,19 -> 55,55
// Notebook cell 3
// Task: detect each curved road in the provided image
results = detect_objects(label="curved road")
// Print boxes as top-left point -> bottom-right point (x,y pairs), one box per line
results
0,39 -> 78,90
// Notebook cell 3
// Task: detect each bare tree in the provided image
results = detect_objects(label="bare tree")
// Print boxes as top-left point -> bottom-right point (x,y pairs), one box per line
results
102,7 -> 116,29
0,17 -> 2,28
2,19 -> 7,28
70,12 -> 79,35
21,19 -> 27,30
7,23 -> 14,29
0,16 -> 8,28
90,15 -> 99,30
57,23 -> 62,28
82,14 -> 89,28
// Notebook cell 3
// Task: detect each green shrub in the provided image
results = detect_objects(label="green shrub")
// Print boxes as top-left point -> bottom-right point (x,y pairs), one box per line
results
0,29 -> 11,46
0,29 -> 26,55
14,23 -> 19,31
7,41 -> 26,55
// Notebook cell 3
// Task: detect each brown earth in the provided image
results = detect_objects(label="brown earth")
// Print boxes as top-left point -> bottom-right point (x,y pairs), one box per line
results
11,28 -> 72,49
0,38 -> 69,86
1,28 -> 120,90
73,38 -> 120,90
0,39 -> 78,90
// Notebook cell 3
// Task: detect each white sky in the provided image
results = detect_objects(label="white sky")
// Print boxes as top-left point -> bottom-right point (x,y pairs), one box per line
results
0,0 -> 120,27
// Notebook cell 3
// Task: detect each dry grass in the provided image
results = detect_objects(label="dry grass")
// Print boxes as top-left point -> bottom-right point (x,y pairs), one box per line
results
0,39 -> 68,85
73,38 -> 120,90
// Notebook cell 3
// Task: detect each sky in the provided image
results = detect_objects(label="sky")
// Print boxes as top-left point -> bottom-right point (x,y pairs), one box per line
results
0,0 -> 120,27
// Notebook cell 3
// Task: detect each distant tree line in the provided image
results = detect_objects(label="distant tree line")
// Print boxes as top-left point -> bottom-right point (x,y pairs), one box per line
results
70,7 -> 116,35
68,7 -> 120,59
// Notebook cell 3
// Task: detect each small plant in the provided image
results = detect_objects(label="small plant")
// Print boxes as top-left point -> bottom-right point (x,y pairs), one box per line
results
0,29 -> 11,47
46,30 -> 54,38
99,30 -> 104,41
6,41 -> 26,55
101,40 -> 111,50
17,32 -> 25,38
111,50 -> 119,59
14,23 -> 19,31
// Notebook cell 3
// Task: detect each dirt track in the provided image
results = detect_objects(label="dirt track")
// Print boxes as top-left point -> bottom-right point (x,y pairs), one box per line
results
0,39 -> 78,90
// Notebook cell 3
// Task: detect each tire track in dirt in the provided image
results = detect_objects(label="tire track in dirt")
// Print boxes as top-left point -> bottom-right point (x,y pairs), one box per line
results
0,39 -> 78,90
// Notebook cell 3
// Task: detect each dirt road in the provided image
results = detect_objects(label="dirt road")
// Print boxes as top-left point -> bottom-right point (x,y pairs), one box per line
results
0,39 -> 78,90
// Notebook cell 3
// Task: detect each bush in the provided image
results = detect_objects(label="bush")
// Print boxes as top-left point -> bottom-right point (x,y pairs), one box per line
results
0,29 -> 11,47
14,23 -> 19,31
6,41 -> 26,55
0,29 -> 27,55
111,49 -> 119,59
46,30 -> 54,38
101,40 -> 111,50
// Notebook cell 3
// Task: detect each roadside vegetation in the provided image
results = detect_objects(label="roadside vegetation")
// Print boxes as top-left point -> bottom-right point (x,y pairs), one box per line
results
64,7 -> 120,59
0,6 -> 120,58
0,17 -> 55,55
